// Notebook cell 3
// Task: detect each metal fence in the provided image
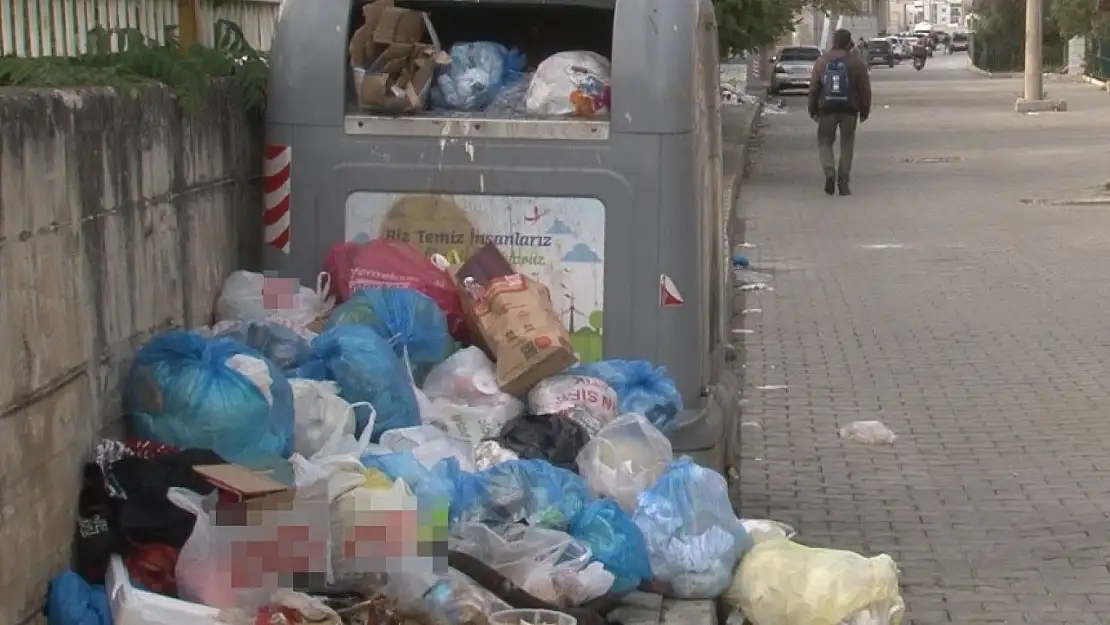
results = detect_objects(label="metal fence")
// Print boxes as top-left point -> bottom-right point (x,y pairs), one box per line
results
1089,38 -> 1110,80
0,0 -> 280,56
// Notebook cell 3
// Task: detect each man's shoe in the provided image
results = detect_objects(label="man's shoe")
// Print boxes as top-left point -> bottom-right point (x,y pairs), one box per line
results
824,175 -> 836,195
838,178 -> 851,196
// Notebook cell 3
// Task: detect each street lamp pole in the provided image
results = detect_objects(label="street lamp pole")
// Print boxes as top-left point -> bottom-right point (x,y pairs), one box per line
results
1023,0 -> 1043,100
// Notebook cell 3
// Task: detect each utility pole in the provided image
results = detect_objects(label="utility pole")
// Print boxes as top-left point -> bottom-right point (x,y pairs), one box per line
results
1023,0 -> 1044,101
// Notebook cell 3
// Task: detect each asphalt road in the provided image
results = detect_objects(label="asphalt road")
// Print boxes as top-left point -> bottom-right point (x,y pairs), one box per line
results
734,52 -> 1110,624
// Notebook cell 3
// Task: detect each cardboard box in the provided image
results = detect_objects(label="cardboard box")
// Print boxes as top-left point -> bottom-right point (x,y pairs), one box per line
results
454,244 -> 576,396
193,464 -> 293,511
349,0 -> 448,113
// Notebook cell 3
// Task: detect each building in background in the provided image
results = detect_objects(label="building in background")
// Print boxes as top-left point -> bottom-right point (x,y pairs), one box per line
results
894,0 -> 968,31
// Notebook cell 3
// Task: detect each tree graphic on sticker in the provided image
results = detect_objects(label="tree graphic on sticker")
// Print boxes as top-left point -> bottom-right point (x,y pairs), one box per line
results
660,274 -> 684,307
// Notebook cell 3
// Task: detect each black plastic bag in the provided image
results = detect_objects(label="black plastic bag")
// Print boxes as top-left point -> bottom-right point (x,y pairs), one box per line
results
493,412 -> 591,472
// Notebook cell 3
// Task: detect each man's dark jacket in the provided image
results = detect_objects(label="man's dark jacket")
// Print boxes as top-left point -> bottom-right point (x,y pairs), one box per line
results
807,48 -> 873,119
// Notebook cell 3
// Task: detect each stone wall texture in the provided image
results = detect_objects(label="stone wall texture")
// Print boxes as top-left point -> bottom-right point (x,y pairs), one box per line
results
0,84 -> 261,625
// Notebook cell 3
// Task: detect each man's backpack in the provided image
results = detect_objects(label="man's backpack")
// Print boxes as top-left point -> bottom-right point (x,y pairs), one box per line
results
821,58 -> 852,106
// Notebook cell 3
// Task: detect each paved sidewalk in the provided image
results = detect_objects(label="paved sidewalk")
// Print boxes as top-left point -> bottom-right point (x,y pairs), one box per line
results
734,56 -> 1110,624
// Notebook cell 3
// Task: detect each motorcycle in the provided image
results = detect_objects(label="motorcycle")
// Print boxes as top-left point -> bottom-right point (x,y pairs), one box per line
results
913,56 -> 926,71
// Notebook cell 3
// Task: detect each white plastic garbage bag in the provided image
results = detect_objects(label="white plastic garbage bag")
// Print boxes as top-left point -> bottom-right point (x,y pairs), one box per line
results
526,51 -> 611,117
292,379 -> 355,458
723,539 -> 905,625
450,523 -> 611,606
380,425 -> 477,472
215,270 -> 334,327
419,347 -> 524,442
331,477 -> 422,585
575,413 -> 673,513
529,375 -> 619,436
173,463 -> 331,612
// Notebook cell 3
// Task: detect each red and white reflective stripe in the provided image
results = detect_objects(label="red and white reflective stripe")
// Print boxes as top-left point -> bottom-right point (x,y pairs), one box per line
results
263,144 -> 292,254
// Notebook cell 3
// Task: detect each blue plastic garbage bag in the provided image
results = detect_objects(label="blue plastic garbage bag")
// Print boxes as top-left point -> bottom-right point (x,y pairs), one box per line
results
46,571 -> 111,625
327,288 -> 452,381
126,330 -> 295,462
452,459 -> 591,529
213,319 -> 312,370
632,458 -> 753,599
570,499 -> 653,595
294,324 -> 420,441
567,360 -> 684,431
432,42 -> 527,111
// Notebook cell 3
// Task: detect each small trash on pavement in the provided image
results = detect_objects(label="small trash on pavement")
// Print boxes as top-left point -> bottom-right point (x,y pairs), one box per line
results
838,420 -> 898,445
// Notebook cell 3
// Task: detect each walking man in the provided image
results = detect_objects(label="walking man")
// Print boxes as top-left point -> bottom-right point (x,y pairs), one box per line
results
808,29 -> 872,196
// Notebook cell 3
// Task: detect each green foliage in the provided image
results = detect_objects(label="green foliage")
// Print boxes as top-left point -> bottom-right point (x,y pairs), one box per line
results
714,0 -> 863,56
971,0 -> 1071,72
0,20 -> 267,115
1050,0 -> 1110,38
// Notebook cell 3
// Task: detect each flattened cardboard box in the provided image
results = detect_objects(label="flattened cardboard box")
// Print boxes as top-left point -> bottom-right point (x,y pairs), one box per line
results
349,0 -> 447,113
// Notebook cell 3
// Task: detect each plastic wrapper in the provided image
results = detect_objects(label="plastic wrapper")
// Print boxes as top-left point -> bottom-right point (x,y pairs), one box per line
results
323,240 -> 466,342
453,459 -> 590,529
378,568 -> 512,625
569,499 -> 651,595
632,458 -> 752,599
125,331 -> 294,463
526,51 -> 611,117
432,42 -> 527,112
294,324 -> 420,441
420,347 -> 525,442
576,413 -> 673,514
493,413 -> 591,472
450,523 -> 597,605
215,270 -> 333,327
380,425 -> 477,472
210,319 -> 313,370
474,440 -> 519,470
741,519 -> 797,544
724,539 -> 905,625
567,360 -> 684,431
529,375 -> 619,436
326,287 -> 453,382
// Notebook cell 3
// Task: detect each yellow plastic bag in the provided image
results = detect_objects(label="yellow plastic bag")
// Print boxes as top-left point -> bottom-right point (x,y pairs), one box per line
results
363,467 -> 394,490
724,539 -> 905,625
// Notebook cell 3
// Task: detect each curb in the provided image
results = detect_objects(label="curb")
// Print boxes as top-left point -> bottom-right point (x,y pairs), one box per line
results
1081,74 -> 1109,91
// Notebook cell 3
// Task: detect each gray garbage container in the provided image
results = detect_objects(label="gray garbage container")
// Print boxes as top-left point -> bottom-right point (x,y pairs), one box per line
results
264,0 -> 734,469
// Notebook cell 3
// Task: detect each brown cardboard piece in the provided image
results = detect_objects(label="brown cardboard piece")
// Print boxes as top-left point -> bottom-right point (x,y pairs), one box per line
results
349,0 -> 447,113
454,244 -> 576,396
194,464 -> 291,503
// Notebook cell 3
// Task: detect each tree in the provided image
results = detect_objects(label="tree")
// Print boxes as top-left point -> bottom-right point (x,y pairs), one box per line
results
1049,0 -> 1110,38
714,0 -> 864,56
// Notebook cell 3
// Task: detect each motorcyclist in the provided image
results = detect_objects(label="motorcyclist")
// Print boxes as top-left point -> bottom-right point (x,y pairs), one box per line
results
912,39 -> 928,68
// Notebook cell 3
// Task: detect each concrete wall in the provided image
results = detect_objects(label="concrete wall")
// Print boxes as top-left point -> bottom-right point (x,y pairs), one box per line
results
0,84 -> 262,625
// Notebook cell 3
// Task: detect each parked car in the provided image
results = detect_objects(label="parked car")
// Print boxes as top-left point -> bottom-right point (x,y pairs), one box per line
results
867,38 -> 895,67
950,32 -> 969,53
769,45 -> 822,95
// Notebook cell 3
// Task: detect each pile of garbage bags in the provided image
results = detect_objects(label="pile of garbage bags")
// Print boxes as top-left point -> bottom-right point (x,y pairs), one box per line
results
430,44 -> 611,119
45,237 -> 905,625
